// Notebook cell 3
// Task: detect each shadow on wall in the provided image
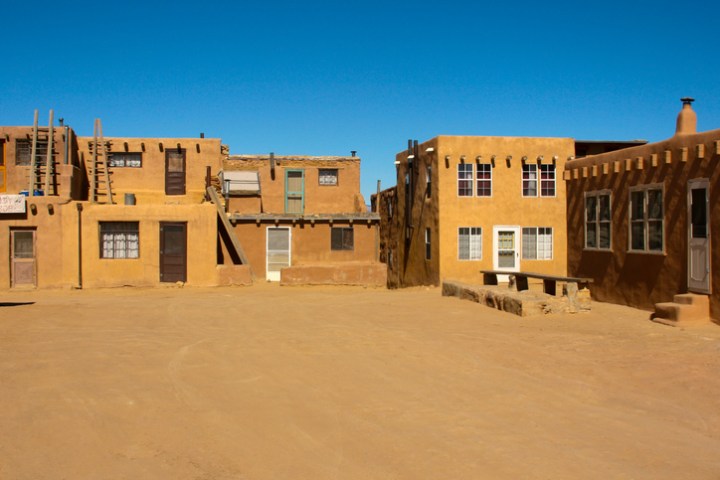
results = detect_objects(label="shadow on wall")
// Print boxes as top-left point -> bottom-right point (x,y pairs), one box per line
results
0,302 -> 35,307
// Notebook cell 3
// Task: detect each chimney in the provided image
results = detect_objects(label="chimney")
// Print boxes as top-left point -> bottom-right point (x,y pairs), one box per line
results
675,97 -> 697,136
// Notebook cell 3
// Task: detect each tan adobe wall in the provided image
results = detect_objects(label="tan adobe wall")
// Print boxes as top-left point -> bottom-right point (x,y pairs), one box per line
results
229,221 -> 379,280
566,130 -> 720,321
77,137 -> 223,205
0,126 -> 82,198
78,203 -> 218,288
224,156 -> 365,214
0,197 -> 72,289
281,262 -> 387,286
436,135 -> 572,283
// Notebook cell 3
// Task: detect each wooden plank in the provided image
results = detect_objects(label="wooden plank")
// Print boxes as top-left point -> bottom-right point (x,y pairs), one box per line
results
207,187 -> 252,271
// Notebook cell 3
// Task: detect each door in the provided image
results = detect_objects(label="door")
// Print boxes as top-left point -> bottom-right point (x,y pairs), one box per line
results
493,226 -> 520,282
165,148 -> 186,195
688,179 -> 710,293
285,170 -> 304,214
266,227 -> 291,281
11,229 -> 36,287
160,222 -> 187,282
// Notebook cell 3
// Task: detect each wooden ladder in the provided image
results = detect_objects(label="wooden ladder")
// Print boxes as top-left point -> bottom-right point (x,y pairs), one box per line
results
89,118 -> 114,204
27,109 -> 57,196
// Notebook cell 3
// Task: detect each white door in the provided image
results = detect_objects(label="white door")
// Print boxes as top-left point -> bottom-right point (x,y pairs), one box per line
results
266,227 -> 291,282
493,226 -> 521,282
688,179 -> 710,293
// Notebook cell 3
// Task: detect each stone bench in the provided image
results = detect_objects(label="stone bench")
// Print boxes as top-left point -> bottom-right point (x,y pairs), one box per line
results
480,270 -> 594,296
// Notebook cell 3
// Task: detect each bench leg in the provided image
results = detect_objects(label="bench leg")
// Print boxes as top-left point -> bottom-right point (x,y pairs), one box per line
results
514,275 -> 529,291
483,273 -> 498,286
543,279 -> 556,296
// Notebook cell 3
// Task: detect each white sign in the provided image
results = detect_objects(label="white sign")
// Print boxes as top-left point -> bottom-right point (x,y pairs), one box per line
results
0,195 -> 27,214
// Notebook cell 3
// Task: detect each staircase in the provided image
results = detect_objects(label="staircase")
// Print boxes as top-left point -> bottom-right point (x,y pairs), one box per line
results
651,293 -> 710,326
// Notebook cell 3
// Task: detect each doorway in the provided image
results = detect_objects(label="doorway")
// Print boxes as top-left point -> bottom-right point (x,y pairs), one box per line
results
165,148 -> 186,195
11,229 -> 36,287
266,227 -> 291,281
688,179 -> 710,293
493,226 -> 520,282
160,222 -> 187,283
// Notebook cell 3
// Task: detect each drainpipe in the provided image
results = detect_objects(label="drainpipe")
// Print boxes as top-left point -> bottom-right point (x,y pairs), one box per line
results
76,202 -> 83,289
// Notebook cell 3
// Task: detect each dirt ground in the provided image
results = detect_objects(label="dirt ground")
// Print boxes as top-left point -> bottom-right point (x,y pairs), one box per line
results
1,284 -> 719,480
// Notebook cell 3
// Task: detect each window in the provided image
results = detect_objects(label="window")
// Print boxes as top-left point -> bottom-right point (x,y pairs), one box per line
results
540,165 -> 555,196
15,139 -> 48,166
426,165 -> 432,197
100,222 -> 139,259
319,168 -> 338,186
458,164 -> 473,196
425,228 -> 431,260
476,164 -> 492,197
331,227 -> 354,251
522,164 -> 537,196
585,192 -> 611,249
630,186 -> 664,252
109,152 -> 142,168
458,227 -> 482,260
522,227 -> 553,260
386,196 -> 393,218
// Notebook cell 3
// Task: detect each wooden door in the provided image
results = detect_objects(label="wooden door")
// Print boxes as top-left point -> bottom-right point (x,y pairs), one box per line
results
285,170 -> 304,214
688,179 -> 710,293
165,148 -> 186,195
11,229 -> 36,287
160,222 -> 187,283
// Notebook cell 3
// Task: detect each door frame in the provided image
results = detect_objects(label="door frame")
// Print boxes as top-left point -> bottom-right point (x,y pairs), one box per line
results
688,178 -> 711,294
10,228 -> 37,288
266,226 -> 291,282
492,225 -> 521,282
159,222 -> 187,283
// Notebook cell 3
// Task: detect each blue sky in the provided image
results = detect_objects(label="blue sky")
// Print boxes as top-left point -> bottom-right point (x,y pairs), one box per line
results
3,0 -> 719,201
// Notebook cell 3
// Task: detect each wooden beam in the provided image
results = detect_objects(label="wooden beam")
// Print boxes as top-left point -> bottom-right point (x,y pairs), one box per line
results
206,187 -> 252,271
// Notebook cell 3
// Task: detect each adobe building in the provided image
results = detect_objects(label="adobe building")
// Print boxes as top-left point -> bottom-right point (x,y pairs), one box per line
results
565,99 -> 720,324
219,154 -> 385,286
375,136 -> 575,287
0,111 -> 384,290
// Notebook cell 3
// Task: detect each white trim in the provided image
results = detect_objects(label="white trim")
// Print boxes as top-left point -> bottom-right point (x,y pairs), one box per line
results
688,178 -> 711,294
493,226 -> 521,282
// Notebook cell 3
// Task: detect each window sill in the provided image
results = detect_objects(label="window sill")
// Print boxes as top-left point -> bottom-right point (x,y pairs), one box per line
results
583,248 -> 612,252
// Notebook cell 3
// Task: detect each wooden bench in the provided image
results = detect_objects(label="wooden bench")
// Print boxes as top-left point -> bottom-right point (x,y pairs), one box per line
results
480,270 -> 593,296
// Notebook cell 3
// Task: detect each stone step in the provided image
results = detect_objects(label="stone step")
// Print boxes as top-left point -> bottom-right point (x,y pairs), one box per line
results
651,296 -> 710,326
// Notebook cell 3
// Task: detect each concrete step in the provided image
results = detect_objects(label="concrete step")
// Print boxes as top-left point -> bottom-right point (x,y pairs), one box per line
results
651,295 -> 710,326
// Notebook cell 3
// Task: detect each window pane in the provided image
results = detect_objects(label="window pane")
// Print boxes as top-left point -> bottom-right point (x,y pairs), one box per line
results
476,164 -> 491,196
522,165 -> 537,196
648,221 -> 663,251
586,223 -> 597,248
100,222 -> 139,259
538,227 -> 552,259
458,228 -> 470,260
599,222 -> 611,249
586,197 -> 597,222
599,195 -> 611,221
540,165 -> 555,196
167,151 -> 184,173
631,222 -> 645,250
647,189 -> 663,219
470,227 -> 482,260
458,164 -> 473,196
13,232 -> 34,258
498,251 -> 515,268
319,169 -> 338,186
522,227 -> 537,260
630,191 -> 645,220
691,188 -> 707,239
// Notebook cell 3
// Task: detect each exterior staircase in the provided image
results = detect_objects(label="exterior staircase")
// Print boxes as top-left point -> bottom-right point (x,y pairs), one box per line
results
651,293 -> 710,326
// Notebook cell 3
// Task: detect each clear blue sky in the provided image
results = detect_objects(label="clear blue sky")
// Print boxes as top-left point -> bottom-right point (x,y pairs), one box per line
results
3,0 -> 719,201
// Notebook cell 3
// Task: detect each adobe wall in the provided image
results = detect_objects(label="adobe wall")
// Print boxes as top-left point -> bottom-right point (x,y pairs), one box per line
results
77,203 -> 218,288
373,186 -> 400,288
77,137 -> 223,205
230,221 -> 379,280
393,138 -> 441,287
436,136 -> 572,283
566,130 -> 720,321
224,156 -> 365,214
280,262 -> 387,287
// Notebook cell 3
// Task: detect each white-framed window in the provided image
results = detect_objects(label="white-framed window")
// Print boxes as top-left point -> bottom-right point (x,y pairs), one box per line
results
585,191 -> 611,250
425,228 -> 431,260
522,227 -> 553,260
522,164 -> 537,196
318,168 -> 338,186
458,164 -> 473,196
458,227 -> 482,260
540,164 -> 555,196
331,227 -> 354,251
476,164 -> 492,197
109,152 -> 142,168
629,185 -> 664,253
100,222 -> 139,259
